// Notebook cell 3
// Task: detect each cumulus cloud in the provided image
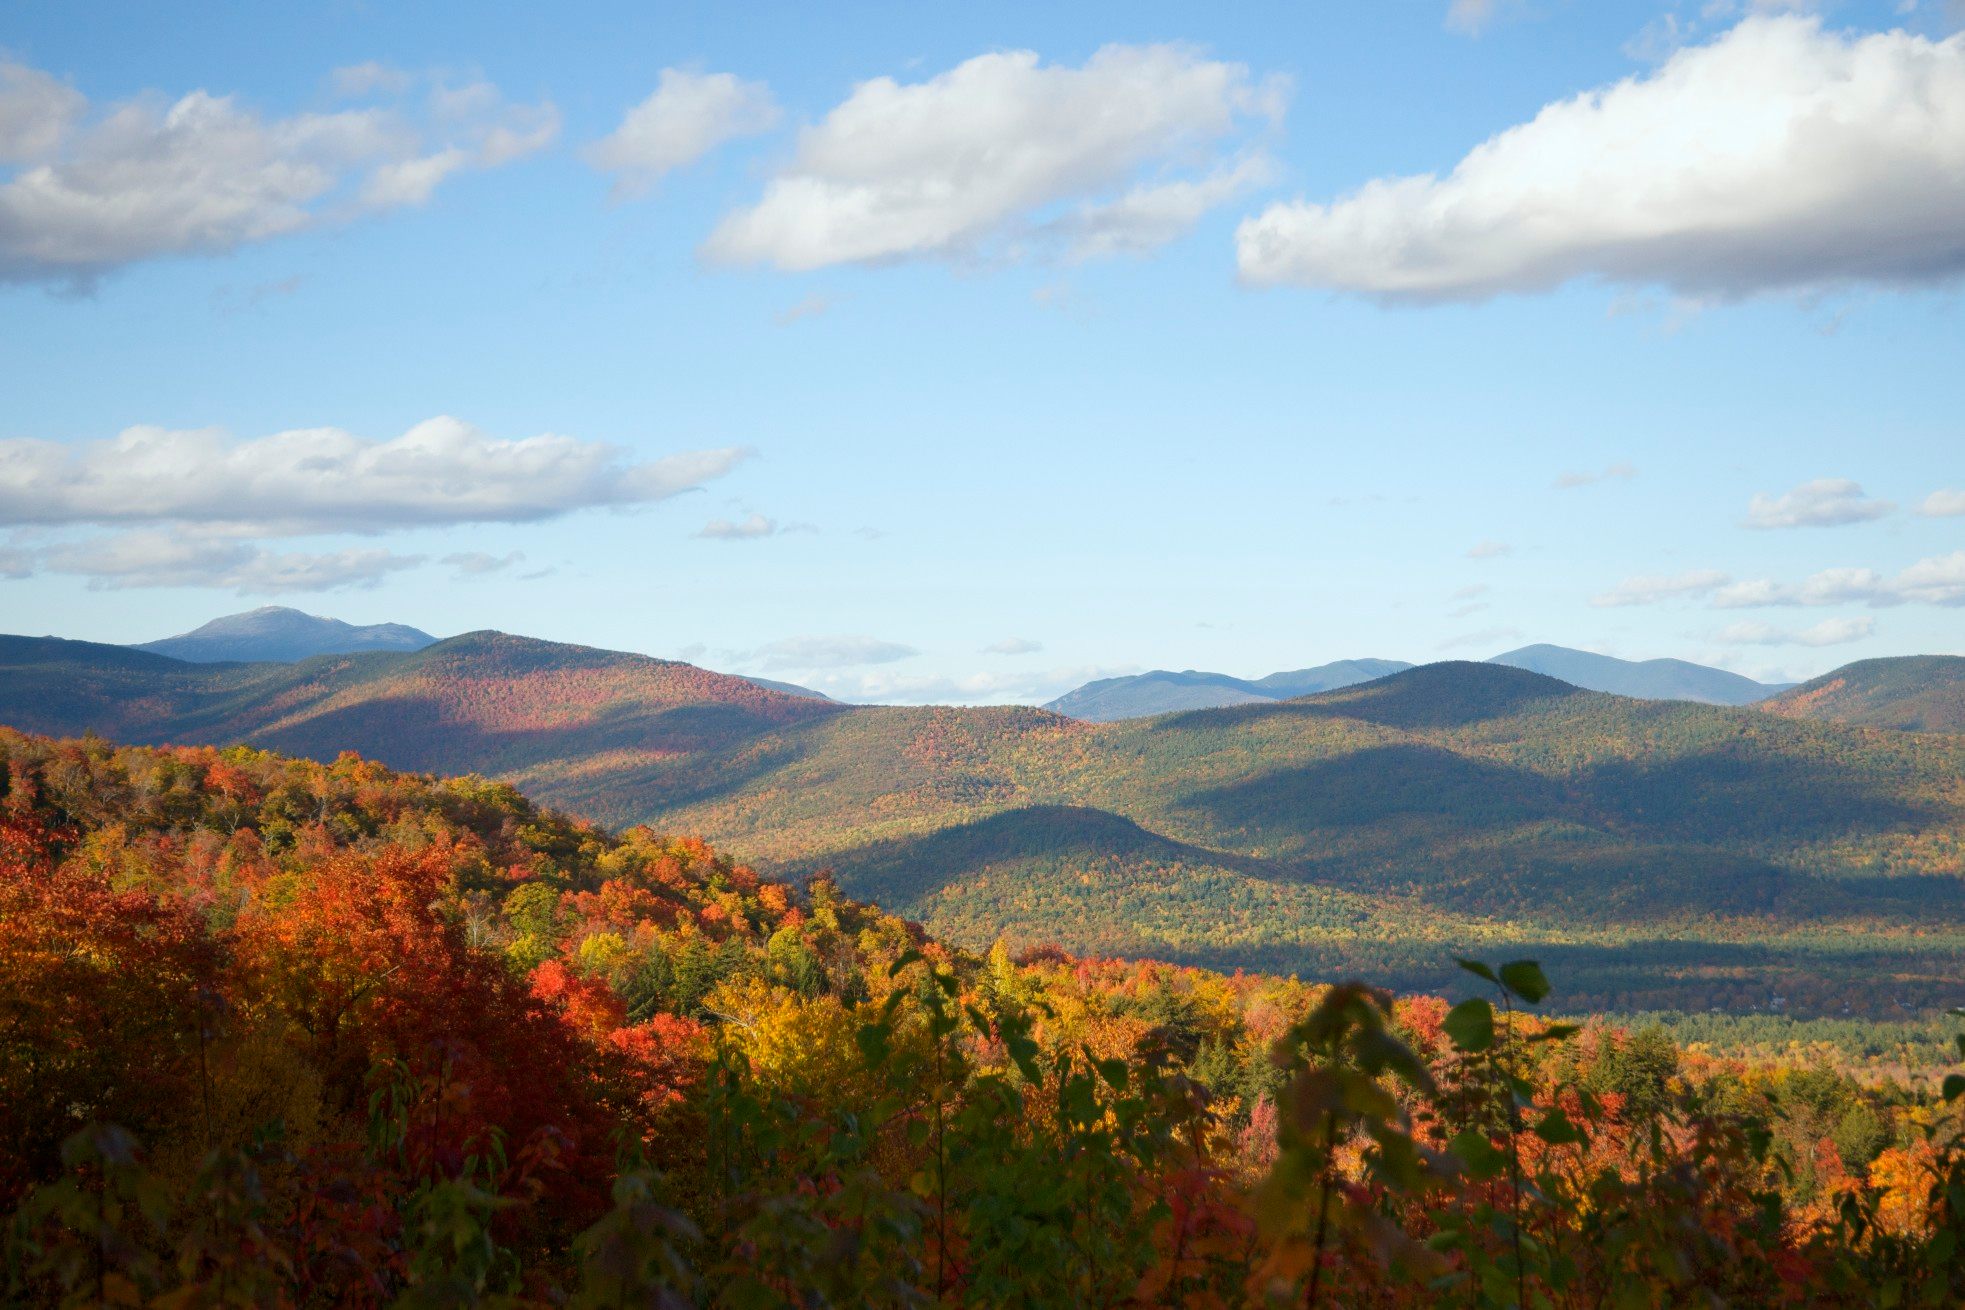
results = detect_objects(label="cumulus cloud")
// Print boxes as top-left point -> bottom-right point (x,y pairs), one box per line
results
1714,551 -> 1965,607
585,68 -> 779,198
0,59 -> 85,163
1714,616 -> 1875,646
982,637 -> 1043,655
704,43 -> 1287,270
38,531 -> 420,594
0,57 -> 558,284
1466,539 -> 1512,559
749,636 -> 919,671
1555,462 -> 1637,489
1046,154 -> 1275,260
1236,17 -> 1965,302
1591,568 -> 1730,607
1920,488 -> 1965,517
1743,478 -> 1893,528
0,416 -> 749,536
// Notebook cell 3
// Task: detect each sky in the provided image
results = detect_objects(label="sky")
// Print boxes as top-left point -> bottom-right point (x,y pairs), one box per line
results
1,0 -> 1961,703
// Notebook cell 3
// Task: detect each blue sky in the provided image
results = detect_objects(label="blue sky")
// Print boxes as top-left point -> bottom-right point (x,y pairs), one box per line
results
2,0 -> 1961,702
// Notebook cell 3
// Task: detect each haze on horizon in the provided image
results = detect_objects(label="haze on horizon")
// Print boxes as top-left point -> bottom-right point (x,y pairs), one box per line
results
2,1 -> 1962,705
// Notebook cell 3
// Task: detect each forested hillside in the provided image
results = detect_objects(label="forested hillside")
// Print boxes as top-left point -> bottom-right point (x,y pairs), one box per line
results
3,728 -> 1961,1305
1762,655 -> 1965,733
3,636 -> 1963,1014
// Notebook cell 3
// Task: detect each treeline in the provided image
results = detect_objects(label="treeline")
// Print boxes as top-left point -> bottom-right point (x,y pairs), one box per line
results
1,728 -> 1962,1306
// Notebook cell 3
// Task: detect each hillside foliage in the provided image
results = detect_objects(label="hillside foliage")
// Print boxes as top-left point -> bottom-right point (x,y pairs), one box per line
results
3,728 -> 1963,1306
4,640 -> 1965,1014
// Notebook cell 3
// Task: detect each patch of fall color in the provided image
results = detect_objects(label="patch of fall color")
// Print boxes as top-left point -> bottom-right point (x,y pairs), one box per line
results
1,727 -> 1961,1307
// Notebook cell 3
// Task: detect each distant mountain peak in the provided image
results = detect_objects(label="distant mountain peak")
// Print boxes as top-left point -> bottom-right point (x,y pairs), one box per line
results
1485,644 -> 1786,706
134,608 -> 439,665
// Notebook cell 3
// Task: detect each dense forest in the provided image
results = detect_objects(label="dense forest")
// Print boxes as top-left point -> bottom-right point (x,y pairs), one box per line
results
3,728 -> 1962,1306
4,637 -> 1965,1016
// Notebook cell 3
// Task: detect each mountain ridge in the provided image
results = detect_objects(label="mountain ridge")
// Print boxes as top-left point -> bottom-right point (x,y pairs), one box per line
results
4,628 -> 1962,1012
1760,655 -> 1965,732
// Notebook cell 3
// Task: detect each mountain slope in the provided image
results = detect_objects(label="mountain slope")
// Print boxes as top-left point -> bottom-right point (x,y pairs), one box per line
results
4,637 -> 1962,1012
136,606 -> 437,663
1487,643 -> 1785,705
1760,655 -> 1965,732
1043,658 -> 1413,721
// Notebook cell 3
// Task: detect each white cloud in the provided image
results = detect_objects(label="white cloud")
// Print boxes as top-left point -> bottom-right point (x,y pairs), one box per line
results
1446,0 -> 1500,34
329,62 -> 416,99
982,637 -> 1043,655
0,59 -> 84,163
1714,551 -> 1965,607
704,43 -> 1287,270
802,662 -> 1129,706
0,416 -> 749,535
586,68 -> 779,198
443,549 -> 523,577
39,532 -> 421,594
773,294 -> 831,326
0,58 -> 558,284
749,636 -> 919,671
697,512 -> 778,540
1919,488 -> 1965,516
1555,462 -> 1637,489
1592,568 -> 1730,607
1714,616 -> 1875,646
1236,17 -> 1965,301
1743,477 -> 1893,528
1048,154 -> 1274,260
1466,539 -> 1512,559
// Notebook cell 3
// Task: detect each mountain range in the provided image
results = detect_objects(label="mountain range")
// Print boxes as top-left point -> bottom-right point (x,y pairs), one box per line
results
3,622 -> 1962,1014
1047,644 -> 1787,720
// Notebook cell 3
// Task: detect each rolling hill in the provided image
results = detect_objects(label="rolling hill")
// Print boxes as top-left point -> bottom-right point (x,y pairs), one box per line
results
1759,655 -> 1965,733
135,606 -> 438,662
3,631 -> 1962,1013
1485,644 -> 1787,705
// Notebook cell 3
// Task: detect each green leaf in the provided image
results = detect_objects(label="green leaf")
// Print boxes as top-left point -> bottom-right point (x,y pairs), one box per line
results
1444,998 -> 1495,1053
1943,1073 -> 1965,1103
1533,1108 -> 1585,1146
888,949 -> 923,978
1448,1128 -> 1505,1179
1455,958 -> 1499,986
1499,960 -> 1550,1005
855,1022 -> 892,1068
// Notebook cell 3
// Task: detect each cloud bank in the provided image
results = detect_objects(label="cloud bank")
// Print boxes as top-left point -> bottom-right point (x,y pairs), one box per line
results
1236,17 -> 1965,301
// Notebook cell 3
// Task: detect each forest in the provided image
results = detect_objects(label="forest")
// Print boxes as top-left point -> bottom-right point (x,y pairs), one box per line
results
2,726 -> 1962,1306
5,637 -> 1965,1017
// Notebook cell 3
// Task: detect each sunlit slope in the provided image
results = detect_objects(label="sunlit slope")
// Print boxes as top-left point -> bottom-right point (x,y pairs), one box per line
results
1761,655 -> 1965,733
